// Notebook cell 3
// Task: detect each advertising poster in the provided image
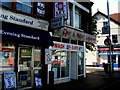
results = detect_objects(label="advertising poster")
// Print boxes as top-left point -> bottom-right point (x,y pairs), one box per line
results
4,71 -> 16,90
45,49 -> 52,64
34,73 -> 42,89
0,48 -> 14,67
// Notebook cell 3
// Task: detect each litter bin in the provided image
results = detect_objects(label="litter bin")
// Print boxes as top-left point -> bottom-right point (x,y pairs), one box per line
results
49,71 -> 54,86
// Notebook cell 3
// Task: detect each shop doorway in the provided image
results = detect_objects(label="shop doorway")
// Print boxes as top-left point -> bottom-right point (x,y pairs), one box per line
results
17,45 -> 42,89
70,51 -> 78,80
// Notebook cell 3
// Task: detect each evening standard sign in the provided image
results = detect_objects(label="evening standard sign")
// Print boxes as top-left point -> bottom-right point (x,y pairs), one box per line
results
0,8 -> 49,31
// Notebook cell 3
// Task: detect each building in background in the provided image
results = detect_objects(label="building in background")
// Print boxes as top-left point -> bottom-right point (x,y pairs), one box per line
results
92,11 -> 120,68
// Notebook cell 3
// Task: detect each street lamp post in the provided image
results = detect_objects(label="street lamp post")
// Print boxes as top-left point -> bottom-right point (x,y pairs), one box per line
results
107,0 -> 112,76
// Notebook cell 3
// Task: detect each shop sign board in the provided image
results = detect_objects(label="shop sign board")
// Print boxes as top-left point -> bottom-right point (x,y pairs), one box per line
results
52,41 -> 83,52
54,1 -> 68,20
3,71 -> 16,89
0,8 -> 49,31
51,17 -> 64,29
54,27 -> 96,43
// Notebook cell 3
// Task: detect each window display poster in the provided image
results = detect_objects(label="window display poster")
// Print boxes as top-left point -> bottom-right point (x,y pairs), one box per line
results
34,73 -> 42,88
4,71 -> 16,89
45,49 -> 52,64
0,49 -> 14,67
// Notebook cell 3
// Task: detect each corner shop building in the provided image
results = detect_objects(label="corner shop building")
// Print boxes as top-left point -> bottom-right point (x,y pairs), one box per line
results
0,8 -> 53,89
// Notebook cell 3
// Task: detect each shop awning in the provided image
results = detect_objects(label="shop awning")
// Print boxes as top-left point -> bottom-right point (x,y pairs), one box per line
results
1,22 -> 54,48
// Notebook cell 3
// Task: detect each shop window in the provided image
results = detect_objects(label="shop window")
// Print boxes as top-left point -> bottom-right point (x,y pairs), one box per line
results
34,48 -> 41,67
51,50 -> 69,79
0,1 -> 12,7
52,36 -> 61,42
71,40 -> 77,44
19,47 -> 32,71
16,0 -> 33,14
51,50 -> 61,79
62,38 -> 69,43
78,52 -> 84,75
61,51 -> 69,78
1,43 -> 15,69
112,55 -> 116,63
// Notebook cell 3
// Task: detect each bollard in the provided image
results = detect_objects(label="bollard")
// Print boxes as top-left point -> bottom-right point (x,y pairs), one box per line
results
49,71 -> 54,87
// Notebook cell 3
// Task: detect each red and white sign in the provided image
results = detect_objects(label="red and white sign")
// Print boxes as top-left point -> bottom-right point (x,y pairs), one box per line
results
53,43 -> 66,50
52,41 -> 83,51
54,27 -> 96,43
54,1 -> 68,20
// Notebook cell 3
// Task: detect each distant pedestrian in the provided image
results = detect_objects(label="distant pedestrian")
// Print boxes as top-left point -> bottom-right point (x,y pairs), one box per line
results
103,63 -> 108,74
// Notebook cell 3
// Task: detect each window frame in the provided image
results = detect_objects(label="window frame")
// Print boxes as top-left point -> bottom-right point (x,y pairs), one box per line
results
16,0 -> 33,14
75,7 -> 81,29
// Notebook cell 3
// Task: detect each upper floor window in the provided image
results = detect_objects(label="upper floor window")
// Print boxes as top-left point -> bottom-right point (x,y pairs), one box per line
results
16,0 -> 33,14
66,8 -> 72,26
75,7 -> 81,29
65,3 -> 72,26
102,21 -> 109,34
0,1 -> 12,7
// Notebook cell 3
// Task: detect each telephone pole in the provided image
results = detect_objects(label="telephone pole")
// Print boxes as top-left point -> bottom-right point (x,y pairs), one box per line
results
107,0 -> 112,76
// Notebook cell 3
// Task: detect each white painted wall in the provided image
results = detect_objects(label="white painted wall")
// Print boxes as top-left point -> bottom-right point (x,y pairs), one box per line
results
86,13 -> 120,66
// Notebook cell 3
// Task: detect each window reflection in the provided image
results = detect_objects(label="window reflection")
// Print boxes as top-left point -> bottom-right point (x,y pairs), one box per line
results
0,1 -> 12,7
16,0 -> 33,13
51,50 -> 69,79
78,52 -> 84,75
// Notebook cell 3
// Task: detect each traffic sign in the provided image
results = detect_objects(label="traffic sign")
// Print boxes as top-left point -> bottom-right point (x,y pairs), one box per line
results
104,37 -> 111,46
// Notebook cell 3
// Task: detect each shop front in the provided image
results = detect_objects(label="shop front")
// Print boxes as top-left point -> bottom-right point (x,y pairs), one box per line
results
0,22 -> 53,89
98,47 -> 120,68
46,41 -> 84,84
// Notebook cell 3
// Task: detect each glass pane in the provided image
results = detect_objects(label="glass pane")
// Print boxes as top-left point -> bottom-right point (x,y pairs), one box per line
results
61,51 -> 69,78
17,0 -> 32,5
17,2 -> 32,13
78,52 -> 84,75
34,48 -> 41,67
0,1 -> 12,7
51,50 -> 60,79
75,13 -> 80,28
19,47 -> 32,71
0,43 -> 15,69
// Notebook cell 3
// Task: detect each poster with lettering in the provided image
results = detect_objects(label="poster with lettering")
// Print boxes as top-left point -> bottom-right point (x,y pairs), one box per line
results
4,71 -> 16,90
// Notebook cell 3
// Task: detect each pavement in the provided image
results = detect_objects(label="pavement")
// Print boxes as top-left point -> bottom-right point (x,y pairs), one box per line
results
41,67 -> 120,90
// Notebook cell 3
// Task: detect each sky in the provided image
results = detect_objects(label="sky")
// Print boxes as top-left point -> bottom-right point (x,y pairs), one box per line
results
90,0 -> 120,15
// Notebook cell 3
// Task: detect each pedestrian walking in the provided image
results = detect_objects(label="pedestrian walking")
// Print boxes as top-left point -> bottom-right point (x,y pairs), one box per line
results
102,63 -> 108,74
